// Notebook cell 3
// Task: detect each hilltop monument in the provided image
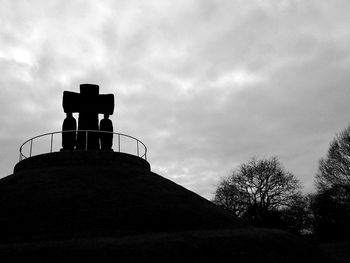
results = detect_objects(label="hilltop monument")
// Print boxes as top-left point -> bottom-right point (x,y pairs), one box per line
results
0,82 -> 243,240
0,84 -> 323,262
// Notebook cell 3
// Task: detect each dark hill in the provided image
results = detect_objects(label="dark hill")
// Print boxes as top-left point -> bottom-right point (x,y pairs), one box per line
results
0,151 -> 244,243
0,151 -> 329,262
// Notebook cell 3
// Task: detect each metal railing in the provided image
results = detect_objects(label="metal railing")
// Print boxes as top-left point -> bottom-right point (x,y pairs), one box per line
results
19,130 -> 147,161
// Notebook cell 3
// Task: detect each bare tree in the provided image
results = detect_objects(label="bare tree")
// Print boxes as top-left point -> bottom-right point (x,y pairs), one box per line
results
313,124 -> 350,239
213,157 -> 301,227
317,124 -> 350,190
213,180 -> 247,217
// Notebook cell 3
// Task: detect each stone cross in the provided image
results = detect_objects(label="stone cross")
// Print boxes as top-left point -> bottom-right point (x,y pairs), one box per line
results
63,84 -> 114,149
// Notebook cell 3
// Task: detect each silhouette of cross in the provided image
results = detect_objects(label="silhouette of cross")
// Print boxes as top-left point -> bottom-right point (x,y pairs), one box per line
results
63,84 -> 114,149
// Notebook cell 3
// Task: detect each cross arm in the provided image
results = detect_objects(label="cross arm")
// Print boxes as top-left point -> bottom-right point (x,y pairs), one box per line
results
62,91 -> 115,115
97,94 -> 114,115
63,91 -> 80,113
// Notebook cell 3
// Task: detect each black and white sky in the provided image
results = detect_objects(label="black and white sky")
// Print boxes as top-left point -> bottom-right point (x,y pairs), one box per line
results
1,0 -> 350,199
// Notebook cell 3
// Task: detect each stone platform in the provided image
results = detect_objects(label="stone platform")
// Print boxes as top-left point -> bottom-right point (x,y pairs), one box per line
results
14,150 -> 150,173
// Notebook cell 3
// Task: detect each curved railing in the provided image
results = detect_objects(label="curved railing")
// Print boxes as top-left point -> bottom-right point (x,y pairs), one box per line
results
19,130 -> 147,161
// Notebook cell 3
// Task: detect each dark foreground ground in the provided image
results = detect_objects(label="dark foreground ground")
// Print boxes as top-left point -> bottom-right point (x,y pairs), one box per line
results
319,241 -> 350,263
0,228 -> 334,263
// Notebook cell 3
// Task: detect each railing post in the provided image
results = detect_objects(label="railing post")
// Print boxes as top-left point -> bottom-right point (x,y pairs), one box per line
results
85,131 -> 88,151
50,133 -> 53,153
137,140 -> 139,157
30,139 -> 33,157
118,134 -> 121,152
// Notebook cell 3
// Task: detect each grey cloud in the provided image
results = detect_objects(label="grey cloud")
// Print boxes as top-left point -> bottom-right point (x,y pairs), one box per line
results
1,1 -> 350,199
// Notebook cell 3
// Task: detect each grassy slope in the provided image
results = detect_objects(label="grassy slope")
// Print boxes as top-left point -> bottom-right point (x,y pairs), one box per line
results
0,163 -> 331,262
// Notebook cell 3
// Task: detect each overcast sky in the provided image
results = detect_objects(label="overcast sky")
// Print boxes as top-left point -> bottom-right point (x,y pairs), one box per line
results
1,0 -> 350,199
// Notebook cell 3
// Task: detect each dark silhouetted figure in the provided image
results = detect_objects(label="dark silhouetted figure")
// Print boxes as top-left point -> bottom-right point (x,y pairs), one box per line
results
62,84 -> 114,150
100,114 -> 113,150
62,112 -> 77,150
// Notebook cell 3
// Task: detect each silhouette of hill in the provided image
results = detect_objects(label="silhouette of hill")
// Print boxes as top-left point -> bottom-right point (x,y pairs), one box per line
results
0,151 -> 244,243
0,151 -> 329,262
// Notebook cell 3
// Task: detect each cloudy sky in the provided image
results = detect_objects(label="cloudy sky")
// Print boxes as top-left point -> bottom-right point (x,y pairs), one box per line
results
1,0 -> 350,199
